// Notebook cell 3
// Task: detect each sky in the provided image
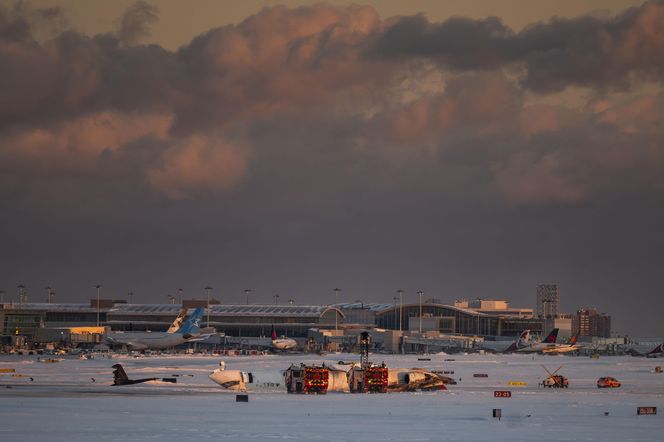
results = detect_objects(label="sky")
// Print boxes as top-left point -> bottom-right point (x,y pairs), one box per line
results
1,0 -> 662,336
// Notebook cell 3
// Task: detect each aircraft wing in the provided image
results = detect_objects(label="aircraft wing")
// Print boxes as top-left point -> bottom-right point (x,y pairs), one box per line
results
185,333 -> 217,342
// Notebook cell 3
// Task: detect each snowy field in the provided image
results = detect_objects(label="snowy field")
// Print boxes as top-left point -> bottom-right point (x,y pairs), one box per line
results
0,353 -> 662,441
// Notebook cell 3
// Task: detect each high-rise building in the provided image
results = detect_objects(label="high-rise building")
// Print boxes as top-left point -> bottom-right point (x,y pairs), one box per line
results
536,284 -> 560,318
572,308 -> 611,338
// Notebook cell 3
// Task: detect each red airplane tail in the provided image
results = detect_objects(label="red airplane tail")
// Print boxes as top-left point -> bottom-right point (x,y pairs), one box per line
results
271,324 -> 277,341
543,328 -> 559,344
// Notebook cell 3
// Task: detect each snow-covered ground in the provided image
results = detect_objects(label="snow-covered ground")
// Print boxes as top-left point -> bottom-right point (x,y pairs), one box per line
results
0,353 -> 662,441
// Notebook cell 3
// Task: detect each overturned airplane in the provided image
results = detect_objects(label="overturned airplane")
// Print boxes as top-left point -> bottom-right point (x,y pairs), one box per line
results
112,363 -> 158,386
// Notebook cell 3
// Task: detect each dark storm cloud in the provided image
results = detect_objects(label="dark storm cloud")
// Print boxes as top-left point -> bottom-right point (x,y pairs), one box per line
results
1,2 -> 664,334
371,14 -> 517,69
371,0 -> 664,92
1,0 -> 662,206
0,1 -> 66,42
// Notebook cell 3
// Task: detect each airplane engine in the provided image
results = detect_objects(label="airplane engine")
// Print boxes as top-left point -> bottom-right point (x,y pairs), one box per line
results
404,372 -> 427,385
388,369 -> 426,386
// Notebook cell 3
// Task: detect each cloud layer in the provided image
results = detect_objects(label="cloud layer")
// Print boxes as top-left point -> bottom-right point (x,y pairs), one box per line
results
2,1 -> 664,334
1,1 -> 663,203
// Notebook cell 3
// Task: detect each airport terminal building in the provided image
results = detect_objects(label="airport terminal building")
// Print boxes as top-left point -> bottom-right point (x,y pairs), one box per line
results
1,300 -> 541,344
0,302 -> 344,341
337,302 -> 542,337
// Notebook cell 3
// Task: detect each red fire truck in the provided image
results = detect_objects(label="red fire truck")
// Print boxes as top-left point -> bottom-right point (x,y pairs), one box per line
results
285,364 -> 329,394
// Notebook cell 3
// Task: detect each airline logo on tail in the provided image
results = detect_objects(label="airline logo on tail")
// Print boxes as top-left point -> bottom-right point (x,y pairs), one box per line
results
271,325 -> 278,341
502,329 -> 530,353
166,308 -> 188,334
543,328 -> 559,344
568,334 -> 578,345
518,329 -> 531,346
179,308 -> 204,335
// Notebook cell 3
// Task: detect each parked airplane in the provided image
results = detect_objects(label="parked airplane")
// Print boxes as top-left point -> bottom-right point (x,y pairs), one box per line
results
541,334 -> 584,354
514,328 -> 560,353
104,307 -> 205,350
501,329 -> 531,353
270,325 -> 298,350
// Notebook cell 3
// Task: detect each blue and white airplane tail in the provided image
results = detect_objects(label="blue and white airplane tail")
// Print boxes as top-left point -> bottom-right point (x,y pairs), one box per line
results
178,307 -> 204,335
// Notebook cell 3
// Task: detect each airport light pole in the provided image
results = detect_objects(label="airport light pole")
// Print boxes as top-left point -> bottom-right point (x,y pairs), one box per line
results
51,291 -> 56,303
45,286 -> 53,304
273,294 -> 279,305
244,289 -> 251,305
168,294 -> 176,304
333,288 -> 341,331
393,296 -> 399,329
288,298 -> 295,305
204,286 -> 213,327
177,288 -> 183,304
17,285 -> 25,303
397,289 -> 404,332
94,284 -> 102,327
128,291 -> 134,304
0,290 -> 4,304
417,290 -> 424,335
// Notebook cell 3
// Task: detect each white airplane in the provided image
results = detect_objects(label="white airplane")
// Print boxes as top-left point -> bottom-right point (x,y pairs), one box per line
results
209,361 -> 253,391
540,334 -> 584,354
514,328 -> 561,353
209,361 -> 284,391
270,325 -> 298,350
104,308 -> 205,350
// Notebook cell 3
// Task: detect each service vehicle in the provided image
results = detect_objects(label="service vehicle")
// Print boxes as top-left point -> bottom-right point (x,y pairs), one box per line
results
597,376 -> 621,388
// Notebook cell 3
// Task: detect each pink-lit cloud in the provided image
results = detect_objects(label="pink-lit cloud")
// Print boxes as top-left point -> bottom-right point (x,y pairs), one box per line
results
147,134 -> 249,200
1,1 -> 663,204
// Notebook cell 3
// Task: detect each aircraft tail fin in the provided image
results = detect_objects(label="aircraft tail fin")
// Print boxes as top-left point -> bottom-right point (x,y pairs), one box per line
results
271,324 -> 277,341
517,329 -> 530,347
504,329 -> 530,353
502,341 -> 518,353
166,308 -> 188,334
112,363 -> 130,385
647,343 -> 664,357
543,328 -> 559,344
112,363 -> 158,385
179,308 -> 204,334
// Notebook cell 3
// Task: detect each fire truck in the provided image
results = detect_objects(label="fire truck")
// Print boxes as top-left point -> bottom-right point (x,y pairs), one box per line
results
285,364 -> 329,394
349,364 -> 389,393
